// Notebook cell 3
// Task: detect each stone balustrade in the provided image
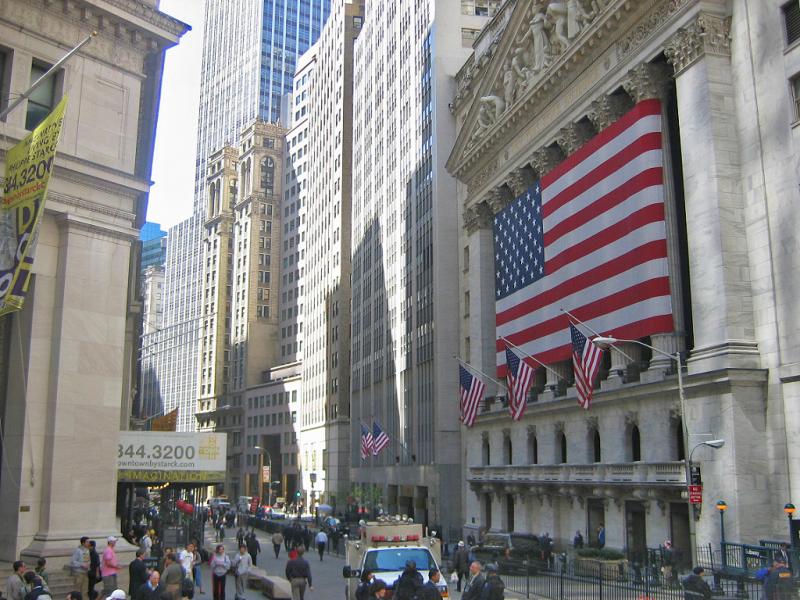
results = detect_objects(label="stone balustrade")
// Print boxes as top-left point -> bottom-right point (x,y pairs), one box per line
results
468,461 -> 686,487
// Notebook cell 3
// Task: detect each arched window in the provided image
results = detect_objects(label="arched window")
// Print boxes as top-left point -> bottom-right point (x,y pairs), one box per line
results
261,157 -> 275,194
503,436 -> 512,465
558,431 -> 567,464
241,160 -> 252,197
528,435 -> 538,465
593,430 -> 601,463
208,182 -> 216,217
673,421 -> 685,461
631,425 -> 641,462
482,437 -> 490,466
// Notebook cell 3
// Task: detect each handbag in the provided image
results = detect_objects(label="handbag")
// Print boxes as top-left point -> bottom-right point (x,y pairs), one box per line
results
450,572 -> 458,583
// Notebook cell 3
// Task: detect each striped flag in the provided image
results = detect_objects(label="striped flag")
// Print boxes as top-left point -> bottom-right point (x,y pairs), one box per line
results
494,99 -> 673,373
504,345 -> 535,421
360,422 -> 373,460
372,421 -> 389,456
459,364 -> 486,427
570,323 -> 603,409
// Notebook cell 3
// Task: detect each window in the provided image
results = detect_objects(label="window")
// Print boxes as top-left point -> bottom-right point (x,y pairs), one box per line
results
593,430 -> 601,463
528,434 -> 538,464
353,16 -> 363,28
630,425 -> 641,462
791,75 -> 800,121
0,47 -> 11,117
461,28 -> 481,48
26,61 -> 57,130
784,1 -> 800,45
482,437 -> 490,466
503,436 -> 512,465
558,431 -> 567,463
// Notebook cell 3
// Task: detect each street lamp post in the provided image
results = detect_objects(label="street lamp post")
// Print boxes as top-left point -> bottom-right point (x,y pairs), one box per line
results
784,503 -> 796,546
254,445 -> 273,507
592,336 -> 724,566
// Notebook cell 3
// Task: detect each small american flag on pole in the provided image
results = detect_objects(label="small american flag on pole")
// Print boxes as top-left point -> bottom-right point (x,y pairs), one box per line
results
459,364 -> 486,427
571,323 -> 603,410
504,345 -> 535,420
372,421 -> 389,456
494,99 -> 673,374
360,422 -> 373,460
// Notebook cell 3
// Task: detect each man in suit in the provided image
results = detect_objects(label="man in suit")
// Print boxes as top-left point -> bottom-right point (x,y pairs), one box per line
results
462,562 -> 485,600
128,550 -> 149,597
416,568 -> 442,600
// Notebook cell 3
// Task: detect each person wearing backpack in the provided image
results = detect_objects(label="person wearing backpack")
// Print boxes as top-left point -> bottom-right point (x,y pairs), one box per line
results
23,574 -> 50,600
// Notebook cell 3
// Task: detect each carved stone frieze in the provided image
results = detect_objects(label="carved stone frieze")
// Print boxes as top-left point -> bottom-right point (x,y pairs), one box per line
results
664,13 -> 732,76
526,424 -> 537,437
585,416 -> 599,432
502,428 -> 511,439
616,0 -> 693,61
622,62 -> 671,103
556,121 -> 595,156
468,158 -> 499,197
587,93 -> 634,132
481,430 -> 490,442
530,146 -> 563,178
554,420 -> 565,434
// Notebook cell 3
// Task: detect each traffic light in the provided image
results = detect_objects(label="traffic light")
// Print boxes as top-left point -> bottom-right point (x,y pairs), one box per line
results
295,490 -> 301,498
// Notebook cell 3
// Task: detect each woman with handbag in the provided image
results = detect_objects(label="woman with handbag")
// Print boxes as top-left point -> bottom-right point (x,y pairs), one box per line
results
209,544 -> 231,600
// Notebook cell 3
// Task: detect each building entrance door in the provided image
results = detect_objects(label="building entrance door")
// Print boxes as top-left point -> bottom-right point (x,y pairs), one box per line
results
587,498 -> 605,546
625,501 -> 647,560
670,502 -> 691,569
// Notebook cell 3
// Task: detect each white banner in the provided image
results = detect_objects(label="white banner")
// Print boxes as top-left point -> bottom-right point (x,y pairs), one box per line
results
117,431 -> 227,483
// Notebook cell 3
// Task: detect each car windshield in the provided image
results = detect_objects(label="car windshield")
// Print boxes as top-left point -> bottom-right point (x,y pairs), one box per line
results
363,548 -> 435,573
482,534 -> 509,547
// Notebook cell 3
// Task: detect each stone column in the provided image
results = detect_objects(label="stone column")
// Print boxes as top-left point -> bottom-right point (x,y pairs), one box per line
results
556,122 -> 595,157
542,361 -> 571,401
601,343 -> 642,389
664,13 -> 759,373
2,215 -> 137,565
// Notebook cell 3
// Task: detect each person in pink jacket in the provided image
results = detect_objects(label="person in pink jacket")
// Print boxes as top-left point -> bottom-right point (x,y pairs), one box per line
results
100,537 -> 121,599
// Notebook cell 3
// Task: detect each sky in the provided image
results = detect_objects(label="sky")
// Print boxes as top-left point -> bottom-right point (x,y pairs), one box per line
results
146,0 -> 206,229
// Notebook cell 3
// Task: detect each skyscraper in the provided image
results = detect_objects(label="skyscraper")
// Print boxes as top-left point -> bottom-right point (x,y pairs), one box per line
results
150,0 -> 331,432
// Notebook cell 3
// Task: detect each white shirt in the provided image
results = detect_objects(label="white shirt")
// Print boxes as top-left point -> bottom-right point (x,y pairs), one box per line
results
179,549 -> 194,574
315,531 -> 328,545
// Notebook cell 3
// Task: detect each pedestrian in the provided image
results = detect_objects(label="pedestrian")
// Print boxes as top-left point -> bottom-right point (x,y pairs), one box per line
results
285,547 -> 313,600
22,573 -> 49,600
245,532 -> 260,568
355,571 -> 374,600
393,561 -> 422,600
209,545 -> 231,600
233,545 -> 253,600
462,562 -> 485,600
178,544 -> 194,579
765,559 -> 794,600
271,532 -> 284,559
88,541 -> 100,600
661,540 -> 676,587
217,522 -> 226,543
190,541 -> 204,595
160,554 -> 182,600
597,526 -> 605,549
140,532 -> 153,559
479,564 -> 505,600
136,571 -> 164,600
128,551 -> 148,598
236,528 -> 245,548
774,543 -> 791,568
573,531 -> 584,549
681,566 -> 712,600
417,568 -> 442,600
100,537 -> 121,600
70,538 -> 91,599
367,580 -> 388,599
314,530 -> 327,561
302,528 -> 312,552
34,559 -> 49,589
453,541 -> 470,592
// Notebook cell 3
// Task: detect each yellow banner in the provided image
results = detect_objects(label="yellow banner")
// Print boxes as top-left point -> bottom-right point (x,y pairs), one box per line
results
0,97 -> 67,316
117,469 -> 227,483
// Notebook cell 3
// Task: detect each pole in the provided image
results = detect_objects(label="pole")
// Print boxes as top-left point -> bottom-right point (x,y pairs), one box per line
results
267,452 -> 273,507
500,337 -> 569,383
0,32 -> 96,120
720,510 -> 726,568
453,355 -> 508,390
258,452 -> 264,504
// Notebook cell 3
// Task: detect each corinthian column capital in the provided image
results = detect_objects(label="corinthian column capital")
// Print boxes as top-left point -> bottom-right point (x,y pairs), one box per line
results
664,13 -> 732,76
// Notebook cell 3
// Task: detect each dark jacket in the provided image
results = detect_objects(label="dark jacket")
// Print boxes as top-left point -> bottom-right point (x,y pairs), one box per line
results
462,573 -> 486,600
480,574 -> 505,600
24,585 -> 51,600
765,566 -> 794,600
682,574 -> 712,600
285,557 -> 312,585
246,536 -> 260,554
454,548 -> 471,573
393,568 -> 423,600
129,558 -> 149,595
135,582 -> 164,600
417,580 -> 442,600
355,581 -> 371,600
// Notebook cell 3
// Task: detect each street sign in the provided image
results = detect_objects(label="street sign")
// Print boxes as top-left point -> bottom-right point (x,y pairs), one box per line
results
688,484 -> 703,504
262,465 -> 271,483
250,497 -> 260,513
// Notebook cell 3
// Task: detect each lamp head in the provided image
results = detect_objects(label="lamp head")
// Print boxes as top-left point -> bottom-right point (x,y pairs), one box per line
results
591,336 -> 619,349
785,503 -> 796,517
703,439 -> 725,449
716,500 -> 728,512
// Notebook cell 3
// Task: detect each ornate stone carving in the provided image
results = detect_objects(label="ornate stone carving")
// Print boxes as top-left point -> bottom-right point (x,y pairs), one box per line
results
468,158 -> 499,197
464,202 -> 494,234
587,94 -> 633,132
622,62 -> 670,103
556,121 -> 595,156
526,424 -> 537,436
585,416 -> 599,432
481,430 -> 490,442
665,13 -> 732,76
474,95 -> 506,140
530,146 -> 563,178
502,428 -> 511,439
616,0 -> 692,60
486,187 -> 512,215
507,167 -> 533,196
624,411 -> 638,427
546,0 -> 597,55
554,421 -> 565,434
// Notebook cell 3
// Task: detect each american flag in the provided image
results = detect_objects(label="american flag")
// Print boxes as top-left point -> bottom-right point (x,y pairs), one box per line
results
372,421 -> 389,456
494,99 -> 673,373
504,345 -> 535,420
570,323 -> 603,409
360,422 -> 373,460
459,364 -> 486,427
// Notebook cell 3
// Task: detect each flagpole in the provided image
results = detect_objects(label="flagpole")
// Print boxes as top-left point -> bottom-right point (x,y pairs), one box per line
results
453,355 -> 508,390
499,337 -> 569,383
559,307 -> 635,363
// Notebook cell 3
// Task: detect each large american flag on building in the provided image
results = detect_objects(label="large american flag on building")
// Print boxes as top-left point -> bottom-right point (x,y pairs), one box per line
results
494,99 -> 673,374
